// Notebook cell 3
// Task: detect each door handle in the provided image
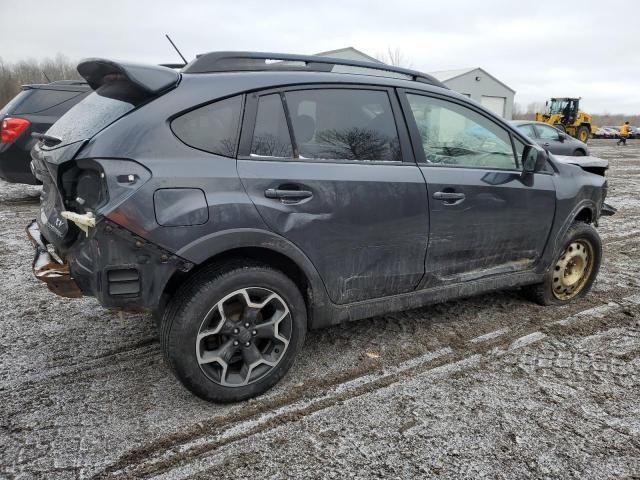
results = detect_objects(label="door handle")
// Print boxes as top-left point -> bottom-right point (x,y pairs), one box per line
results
433,191 -> 465,205
543,142 -> 550,147
264,188 -> 313,201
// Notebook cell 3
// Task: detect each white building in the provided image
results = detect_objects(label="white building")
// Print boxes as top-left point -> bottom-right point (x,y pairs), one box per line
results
428,68 -> 515,120
315,48 -> 516,119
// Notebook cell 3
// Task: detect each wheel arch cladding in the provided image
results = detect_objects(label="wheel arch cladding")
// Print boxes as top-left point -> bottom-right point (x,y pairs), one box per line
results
548,200 -> 598,267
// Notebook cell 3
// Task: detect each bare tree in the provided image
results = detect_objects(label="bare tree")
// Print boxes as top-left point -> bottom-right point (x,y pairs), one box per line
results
375,47 -> 412,68
0,54 -> 81,108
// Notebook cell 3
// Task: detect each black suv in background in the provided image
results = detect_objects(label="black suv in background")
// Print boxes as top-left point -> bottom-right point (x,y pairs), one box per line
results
0,81 -> 90,184
27,53 -> 612,402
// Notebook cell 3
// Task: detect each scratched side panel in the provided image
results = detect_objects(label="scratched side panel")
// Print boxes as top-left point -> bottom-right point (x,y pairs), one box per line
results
238,160 -> 429,304
421,167 -> 556,285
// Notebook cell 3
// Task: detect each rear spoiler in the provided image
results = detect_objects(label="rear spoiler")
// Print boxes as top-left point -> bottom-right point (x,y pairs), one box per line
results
77,58 -> 180,95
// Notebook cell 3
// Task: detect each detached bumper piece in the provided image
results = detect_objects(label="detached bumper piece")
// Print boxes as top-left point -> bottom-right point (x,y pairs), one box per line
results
26,220 -> 83,298
601,202 -> 617,217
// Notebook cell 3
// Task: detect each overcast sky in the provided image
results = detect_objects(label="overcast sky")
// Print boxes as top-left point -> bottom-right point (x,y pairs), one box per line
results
1,0 -> 638,113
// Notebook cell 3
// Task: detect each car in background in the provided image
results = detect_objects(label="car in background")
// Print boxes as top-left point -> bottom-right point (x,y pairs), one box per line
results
0,80 -> 90,184
602,126 -> 621,138
603,125 -> 639,139
593,127 -> 616,139
511,120 -> 589,156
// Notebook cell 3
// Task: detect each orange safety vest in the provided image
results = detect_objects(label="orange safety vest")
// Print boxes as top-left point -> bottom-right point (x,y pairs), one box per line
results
620,124 -> 630,136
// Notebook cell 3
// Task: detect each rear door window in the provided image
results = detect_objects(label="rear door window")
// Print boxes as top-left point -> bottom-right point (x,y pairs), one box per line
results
172,95 -> 243,157
250,94 -> 293,157
284,89 -> 401,162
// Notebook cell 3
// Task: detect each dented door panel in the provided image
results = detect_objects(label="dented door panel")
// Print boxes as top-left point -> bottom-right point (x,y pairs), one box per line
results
238,160 -> 429,304
422,166 -> 556,285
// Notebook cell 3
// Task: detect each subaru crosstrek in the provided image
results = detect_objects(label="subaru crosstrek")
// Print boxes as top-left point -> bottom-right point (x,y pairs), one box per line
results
27,53 -> 614,402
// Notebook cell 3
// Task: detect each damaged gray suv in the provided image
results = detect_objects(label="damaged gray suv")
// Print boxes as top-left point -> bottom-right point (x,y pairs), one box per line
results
28,52 -> 615,402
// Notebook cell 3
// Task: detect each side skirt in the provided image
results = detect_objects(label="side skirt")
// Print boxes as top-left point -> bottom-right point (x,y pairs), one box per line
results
310,270 -> 544,329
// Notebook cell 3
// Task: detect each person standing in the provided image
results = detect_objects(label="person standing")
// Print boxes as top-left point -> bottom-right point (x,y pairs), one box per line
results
617,121 -> 630,146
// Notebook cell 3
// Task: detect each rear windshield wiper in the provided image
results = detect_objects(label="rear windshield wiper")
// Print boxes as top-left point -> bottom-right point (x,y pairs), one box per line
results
31,132 -> 63,146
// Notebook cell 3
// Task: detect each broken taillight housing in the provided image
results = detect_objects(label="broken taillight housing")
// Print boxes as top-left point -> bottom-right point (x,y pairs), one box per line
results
60,161 -> 108,213
59,158 -> 151,215
1,117 -> 30,143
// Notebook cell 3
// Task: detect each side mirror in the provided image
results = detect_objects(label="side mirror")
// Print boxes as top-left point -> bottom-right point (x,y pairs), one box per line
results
522,145 -> 546,173
558,132 -> 566,142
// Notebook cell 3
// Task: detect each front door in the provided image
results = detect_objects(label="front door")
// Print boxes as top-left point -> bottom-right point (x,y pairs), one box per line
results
237,87 -> 429,304
400,91 -> 556,285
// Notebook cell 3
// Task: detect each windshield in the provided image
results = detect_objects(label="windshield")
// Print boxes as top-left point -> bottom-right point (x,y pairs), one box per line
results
548,99 -> 569,114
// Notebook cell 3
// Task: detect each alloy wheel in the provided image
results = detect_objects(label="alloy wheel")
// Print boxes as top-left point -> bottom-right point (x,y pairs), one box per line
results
195,287 -> 292,387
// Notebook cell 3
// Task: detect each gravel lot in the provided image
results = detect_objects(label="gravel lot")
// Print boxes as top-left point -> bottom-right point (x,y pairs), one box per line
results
1,139 -> 639,479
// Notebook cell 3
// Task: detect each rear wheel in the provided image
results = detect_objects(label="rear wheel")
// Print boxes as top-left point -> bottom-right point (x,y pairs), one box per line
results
160,261 -> 307,402
523,222 -> 601,306
576,125 -> 590,143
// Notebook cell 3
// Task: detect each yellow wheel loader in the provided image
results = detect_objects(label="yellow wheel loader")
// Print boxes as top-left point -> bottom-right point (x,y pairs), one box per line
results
535,98 -> 594,143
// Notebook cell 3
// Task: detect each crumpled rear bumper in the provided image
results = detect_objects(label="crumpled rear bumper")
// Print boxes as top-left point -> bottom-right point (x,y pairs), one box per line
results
26,219 -> 83,298
27,216 -> 195,310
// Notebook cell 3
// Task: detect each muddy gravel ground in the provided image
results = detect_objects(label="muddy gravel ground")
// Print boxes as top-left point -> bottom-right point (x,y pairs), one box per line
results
1,139 -> 639,479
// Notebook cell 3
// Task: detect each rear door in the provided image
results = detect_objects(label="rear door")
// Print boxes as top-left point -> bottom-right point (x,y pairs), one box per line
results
237,86 -> 429,304
400,90 -> 556,285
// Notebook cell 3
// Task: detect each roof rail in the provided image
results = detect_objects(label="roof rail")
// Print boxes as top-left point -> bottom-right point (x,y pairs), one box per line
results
182,51 -> 447,88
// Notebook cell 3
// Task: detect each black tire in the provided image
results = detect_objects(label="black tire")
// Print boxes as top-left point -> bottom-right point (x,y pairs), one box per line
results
523,222 -> 602,306
574,149 -> 586,156
576,125 -> 590,143
160,260 -> 307,402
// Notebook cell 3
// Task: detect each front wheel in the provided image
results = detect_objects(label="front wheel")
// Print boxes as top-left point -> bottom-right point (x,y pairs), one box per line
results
160,262 -> 307,402
523,222 -> 602,305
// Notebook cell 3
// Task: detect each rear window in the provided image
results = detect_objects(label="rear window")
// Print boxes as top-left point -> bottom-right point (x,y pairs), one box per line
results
45,81 -> 142,148
0,90 -> 31,115
11,89 -> 84,115
171,96 -> 243,157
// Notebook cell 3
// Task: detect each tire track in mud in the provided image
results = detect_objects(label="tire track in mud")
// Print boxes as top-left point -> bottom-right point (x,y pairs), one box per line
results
0,337 -> 159,392
92,293 -> 640,480
2,142 -> 639,477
